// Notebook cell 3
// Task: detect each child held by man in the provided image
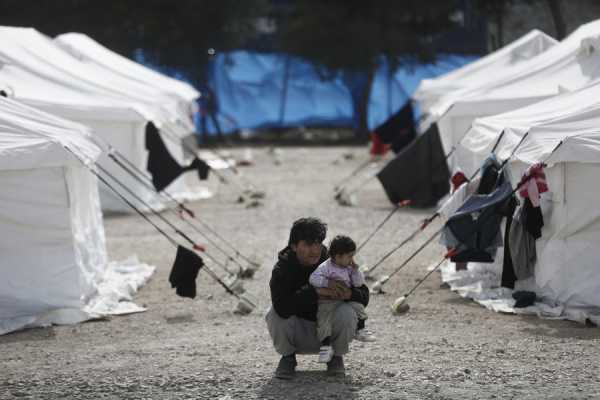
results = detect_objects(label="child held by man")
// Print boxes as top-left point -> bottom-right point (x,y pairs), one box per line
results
309,235 -> 375,363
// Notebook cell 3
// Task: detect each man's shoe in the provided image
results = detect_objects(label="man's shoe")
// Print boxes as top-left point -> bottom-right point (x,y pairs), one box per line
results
326,355 -> 345,376
274,354 -> 297,380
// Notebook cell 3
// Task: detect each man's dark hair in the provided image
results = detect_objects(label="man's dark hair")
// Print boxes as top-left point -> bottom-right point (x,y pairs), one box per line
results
328,235 -> 356,257
288,217 -> 327,245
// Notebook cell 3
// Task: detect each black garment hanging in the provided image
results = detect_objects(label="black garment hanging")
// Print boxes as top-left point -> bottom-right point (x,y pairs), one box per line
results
169,245 -> 205,298
443,180 -> 513,263
374,101 -> 417,154
522,198 -> 544,239
477,155 -> 502,195
145,122 -> 211,191
501,196 -> 518,289
376,123 -> 450,207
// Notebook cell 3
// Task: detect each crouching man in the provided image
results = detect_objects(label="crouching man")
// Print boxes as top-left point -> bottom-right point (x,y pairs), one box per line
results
265,217 -> 369,379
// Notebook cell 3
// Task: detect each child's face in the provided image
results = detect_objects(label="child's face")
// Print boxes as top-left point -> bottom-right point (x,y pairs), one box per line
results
333,251 -> 355,267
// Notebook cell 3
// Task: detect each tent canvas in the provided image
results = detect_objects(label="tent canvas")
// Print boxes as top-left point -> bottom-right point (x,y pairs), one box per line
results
413,30 -> 557,115
0,26 -> 209,211
441,81 -> 600,324
0,97 -> 153,335
432,19 -> 600,171
457,79 -> 600,176
54,32 -> 199,124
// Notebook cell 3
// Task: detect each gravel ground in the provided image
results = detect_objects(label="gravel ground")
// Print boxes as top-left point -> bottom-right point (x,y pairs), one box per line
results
2,146 -> 600,400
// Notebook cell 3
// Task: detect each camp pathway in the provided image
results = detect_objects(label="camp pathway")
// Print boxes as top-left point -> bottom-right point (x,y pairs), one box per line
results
1,146 -> 599,400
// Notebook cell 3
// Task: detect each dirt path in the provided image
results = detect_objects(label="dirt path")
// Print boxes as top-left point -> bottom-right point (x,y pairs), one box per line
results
1,146 -> 600,399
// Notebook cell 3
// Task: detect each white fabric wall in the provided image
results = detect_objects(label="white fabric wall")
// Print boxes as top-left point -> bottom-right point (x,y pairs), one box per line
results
509,161 -> 600,311
0,166 -> 91,320
66,164 -> 108,300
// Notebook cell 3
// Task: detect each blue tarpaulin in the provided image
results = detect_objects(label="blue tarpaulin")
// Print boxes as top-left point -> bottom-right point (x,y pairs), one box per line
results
368,55 -> 477,131
205,51 -> 354,133
138,50 -> 477,135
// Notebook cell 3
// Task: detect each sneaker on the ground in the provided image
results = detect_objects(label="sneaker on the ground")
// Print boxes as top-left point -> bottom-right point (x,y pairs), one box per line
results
326,355 -> 345,376
318,345 -> 334,363
274,354 -> 297,380
355,329 -> 376,342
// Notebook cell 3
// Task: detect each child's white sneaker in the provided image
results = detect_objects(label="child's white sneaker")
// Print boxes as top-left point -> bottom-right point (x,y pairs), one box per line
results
318,345 -> 334,363
355,329 -> 377,342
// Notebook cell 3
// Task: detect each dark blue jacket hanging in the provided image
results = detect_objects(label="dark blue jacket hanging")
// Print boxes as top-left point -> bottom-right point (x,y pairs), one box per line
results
442,179 -> 513,263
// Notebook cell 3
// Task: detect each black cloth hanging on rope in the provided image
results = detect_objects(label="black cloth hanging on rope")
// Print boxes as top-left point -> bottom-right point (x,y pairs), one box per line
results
501,196 -> 519,289
169,245 -> 205,298
376,123 -> 450,207
188,157 -> 210,180
442,179 -> 513,263
145,122 -> 211,191
373,101 -> 417,154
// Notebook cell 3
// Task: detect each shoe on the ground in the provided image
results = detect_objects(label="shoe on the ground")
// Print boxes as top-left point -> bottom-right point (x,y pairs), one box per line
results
318,345 -> 334,363
354,328 -> 376,342
274,354 -> 297,380
326,355 -> 345,376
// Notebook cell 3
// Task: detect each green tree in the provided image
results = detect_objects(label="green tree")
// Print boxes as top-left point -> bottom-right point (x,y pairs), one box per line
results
274,0 -> 461,137
0,0 -> 267,82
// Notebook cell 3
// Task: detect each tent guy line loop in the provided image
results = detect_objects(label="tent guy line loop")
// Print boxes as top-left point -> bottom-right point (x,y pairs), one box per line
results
94,162 -> 239,278
159,127 -> 263,197
365,131 -> 528,292
355,200 -> 411,253
95,137 -> 261,268
107,151 -> 247,275
334,157 -> 377,194
362,212 -> 438,278
61,145 -> 255,306
376,135 -> 565,296
338,123 -> 476,203
363,126 -> 512,278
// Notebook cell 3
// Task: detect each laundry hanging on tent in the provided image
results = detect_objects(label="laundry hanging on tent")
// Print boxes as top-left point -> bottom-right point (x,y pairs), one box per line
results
501,195 -> 519,289
477,154 -> 503,195
508,200 -> 538,281
451,171 -> 468,193
369,132 -> 390,156
441,179 -> 513,263
169,245 -> 205,298
373,101 -> 416,153
376,123 -> 450,207
145,122 -> 211,191
518,163 -> 548,207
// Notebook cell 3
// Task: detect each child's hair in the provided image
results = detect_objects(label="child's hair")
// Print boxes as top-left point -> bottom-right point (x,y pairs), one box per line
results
328,235 -> 356,257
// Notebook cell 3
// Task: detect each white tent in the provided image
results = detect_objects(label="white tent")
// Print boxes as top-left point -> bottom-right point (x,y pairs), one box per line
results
413,30 -> 557,115
0,26 -> 210,212
54,32 -> 200,118
458,79 -> 600,175
0,96 -> 153,335
440,81 -> 600,324
426,19 -> 600,172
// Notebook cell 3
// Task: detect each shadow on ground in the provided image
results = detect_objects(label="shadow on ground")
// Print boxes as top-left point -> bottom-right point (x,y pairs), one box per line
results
258,371 -> 362,400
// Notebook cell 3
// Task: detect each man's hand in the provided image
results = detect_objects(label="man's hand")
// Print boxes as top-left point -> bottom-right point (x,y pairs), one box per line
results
316,287 -> 335,299
328,280 -> 352,300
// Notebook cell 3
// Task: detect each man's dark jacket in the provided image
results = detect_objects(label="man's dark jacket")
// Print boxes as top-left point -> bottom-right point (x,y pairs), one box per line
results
269,246 -> 370,321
